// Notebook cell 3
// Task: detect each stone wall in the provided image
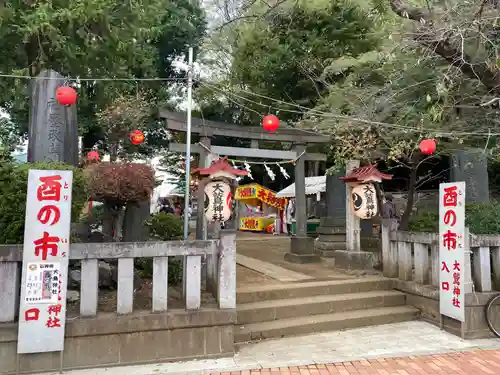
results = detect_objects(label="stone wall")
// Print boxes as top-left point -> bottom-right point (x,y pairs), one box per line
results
0,309 -> 236,374
394,280 -> 498,339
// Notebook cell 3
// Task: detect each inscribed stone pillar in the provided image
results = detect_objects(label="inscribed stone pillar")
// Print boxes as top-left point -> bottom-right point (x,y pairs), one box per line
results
325,171 -> 347,220
284,144 -> 319,263
450,149 -> 489,203
28,69 -> 78,166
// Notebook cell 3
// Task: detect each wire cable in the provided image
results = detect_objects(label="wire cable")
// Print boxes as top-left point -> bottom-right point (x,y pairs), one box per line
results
197,79 -> 500,137
0,73 -> 185,82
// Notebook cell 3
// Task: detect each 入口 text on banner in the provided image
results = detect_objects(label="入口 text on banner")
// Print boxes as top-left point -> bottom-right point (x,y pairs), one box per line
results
17,170 -> 73,354
439,181 -> 466,322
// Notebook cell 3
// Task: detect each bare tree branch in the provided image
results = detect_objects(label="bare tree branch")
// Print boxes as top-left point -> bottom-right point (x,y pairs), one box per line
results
214,0 -> 289,31
389,0 -> 500,94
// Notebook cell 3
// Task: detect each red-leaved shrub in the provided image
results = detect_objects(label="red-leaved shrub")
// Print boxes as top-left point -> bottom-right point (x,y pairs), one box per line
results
86,163 -> 155,204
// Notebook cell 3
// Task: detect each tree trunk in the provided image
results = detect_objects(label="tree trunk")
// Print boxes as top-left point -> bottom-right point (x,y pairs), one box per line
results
399,158 -> 419,230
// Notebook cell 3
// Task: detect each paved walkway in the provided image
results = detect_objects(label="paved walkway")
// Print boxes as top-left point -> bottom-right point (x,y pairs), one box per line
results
218,350 -> 500,374
237,254 -> 314,282
38,321 -> 500,375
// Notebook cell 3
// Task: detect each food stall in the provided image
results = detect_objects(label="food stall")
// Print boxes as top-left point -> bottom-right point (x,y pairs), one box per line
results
235,183 -> 286,232
276,176 -> 326,234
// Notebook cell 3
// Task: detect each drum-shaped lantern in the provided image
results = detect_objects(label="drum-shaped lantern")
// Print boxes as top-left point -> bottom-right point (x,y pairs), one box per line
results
351,183 -> 379,219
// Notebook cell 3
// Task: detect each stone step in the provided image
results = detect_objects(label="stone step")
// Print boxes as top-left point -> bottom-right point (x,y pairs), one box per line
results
236,277 -> 393,304
234,305 -> 420,343
237,290 -> 406,325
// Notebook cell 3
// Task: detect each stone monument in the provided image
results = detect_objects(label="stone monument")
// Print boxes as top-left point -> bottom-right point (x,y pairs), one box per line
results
315,171 -> 348,257
28,69 -> 78,166
451,149 -> 489,203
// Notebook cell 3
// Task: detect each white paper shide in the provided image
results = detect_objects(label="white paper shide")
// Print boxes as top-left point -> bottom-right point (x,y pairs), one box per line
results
439,181 -> 465,322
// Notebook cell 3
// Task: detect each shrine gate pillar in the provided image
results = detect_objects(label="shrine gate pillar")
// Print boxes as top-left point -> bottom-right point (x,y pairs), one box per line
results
284,144 -> 320,263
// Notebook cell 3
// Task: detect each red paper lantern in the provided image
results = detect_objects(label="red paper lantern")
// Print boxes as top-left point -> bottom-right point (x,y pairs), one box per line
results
130,129 -> 145,145
56,86 -> 77,106
262,114 -> 279,132
87,151 -> 99,161
419,139 -> 436,155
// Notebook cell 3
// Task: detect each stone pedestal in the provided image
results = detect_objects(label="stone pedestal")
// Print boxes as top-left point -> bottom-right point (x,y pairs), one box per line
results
332,250 -> 378,270
314,217 -> 347,257
284,236 -> 320,263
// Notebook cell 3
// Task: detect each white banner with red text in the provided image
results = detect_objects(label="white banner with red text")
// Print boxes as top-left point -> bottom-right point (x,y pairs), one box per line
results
17,170 -> 73,354
439,181 -> 465,322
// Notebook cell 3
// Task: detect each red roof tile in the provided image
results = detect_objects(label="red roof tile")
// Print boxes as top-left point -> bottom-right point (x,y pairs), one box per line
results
192,157 -> 248,176
339,164 -> 392,183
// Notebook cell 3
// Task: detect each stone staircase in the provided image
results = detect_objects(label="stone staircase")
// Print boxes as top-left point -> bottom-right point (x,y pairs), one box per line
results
235,277 -> 419,343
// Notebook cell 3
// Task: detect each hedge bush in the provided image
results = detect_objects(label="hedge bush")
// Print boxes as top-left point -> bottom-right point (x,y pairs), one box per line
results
408,201 -> 500,234
136,212 -> 185,285
147,212 -> 184,241
0,162 -> 88,244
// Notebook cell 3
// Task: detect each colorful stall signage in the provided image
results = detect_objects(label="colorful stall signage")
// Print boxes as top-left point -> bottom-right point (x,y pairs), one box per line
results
439,181 -> 465,322
239,217 -> 275,232
235,183 -> 286,210
17,170 -> 73,354
235,185 -> 257,199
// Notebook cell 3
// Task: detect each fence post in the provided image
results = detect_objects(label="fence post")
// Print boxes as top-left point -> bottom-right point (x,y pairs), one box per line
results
217,229 -> 236,309
381,219 -> 398,278
0,262 -> 20,322
463,227 -> 473,294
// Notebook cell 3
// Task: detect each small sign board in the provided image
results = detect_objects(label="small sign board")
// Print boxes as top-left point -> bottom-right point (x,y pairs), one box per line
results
439,181 -> 465,322
17,170 -> 73,354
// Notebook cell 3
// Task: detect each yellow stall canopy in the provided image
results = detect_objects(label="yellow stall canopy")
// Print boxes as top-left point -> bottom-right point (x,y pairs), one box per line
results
235,183 -> 286,210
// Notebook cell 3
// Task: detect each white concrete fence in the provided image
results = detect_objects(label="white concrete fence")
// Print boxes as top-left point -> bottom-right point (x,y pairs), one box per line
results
0,230 -> 236,322
381,219 -> 500,292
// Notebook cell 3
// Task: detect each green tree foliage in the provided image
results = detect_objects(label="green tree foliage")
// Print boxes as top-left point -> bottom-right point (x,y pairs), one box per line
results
0,0 -> 206,151
226,0 -> 382,122
408,202 -> 500,235
0,162 -> 87,244
199,0 -> 500,228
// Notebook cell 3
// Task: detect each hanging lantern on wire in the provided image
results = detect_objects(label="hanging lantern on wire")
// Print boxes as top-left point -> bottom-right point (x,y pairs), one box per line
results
419,139 -> 436,155
262,114 -> 280,132
87,151 -> 99,162
129,130 -> 145,145
56,86 -> 78,106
